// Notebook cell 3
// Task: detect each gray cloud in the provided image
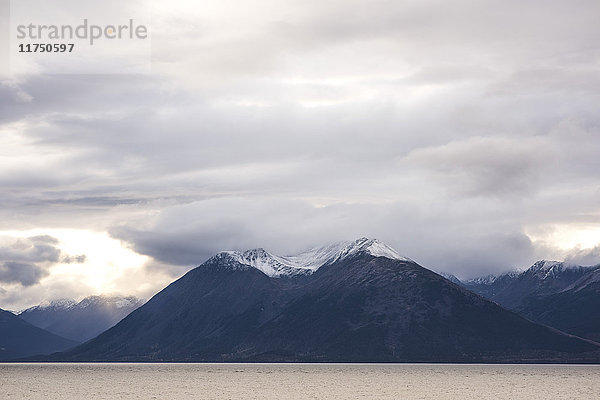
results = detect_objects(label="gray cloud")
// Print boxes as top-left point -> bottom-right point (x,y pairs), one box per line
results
1,0 -> 600,299
0,235 -> 61,264
61,254 -> 87,264
0,236 -> 59,286
402,136 -> 558,197
111,197 -> 550,279
0,236 -> 86,286
565,246 -> 600,267
0,262 -> 48,287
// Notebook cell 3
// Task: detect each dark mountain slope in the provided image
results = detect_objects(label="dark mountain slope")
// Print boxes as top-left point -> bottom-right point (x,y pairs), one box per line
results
516,271 -> 600,342
50,249 -> 600,362
0,308 -> 78,360
463,262 -> 600,342
58,256 -> 302,361
237,255 -> 598,362
496,262 -> 589,309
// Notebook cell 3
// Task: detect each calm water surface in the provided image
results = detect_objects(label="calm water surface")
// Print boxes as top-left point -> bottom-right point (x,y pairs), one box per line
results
1,363 -> 598,399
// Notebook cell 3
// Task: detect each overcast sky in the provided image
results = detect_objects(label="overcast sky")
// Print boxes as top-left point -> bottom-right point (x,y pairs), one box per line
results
1,0 -> 600,310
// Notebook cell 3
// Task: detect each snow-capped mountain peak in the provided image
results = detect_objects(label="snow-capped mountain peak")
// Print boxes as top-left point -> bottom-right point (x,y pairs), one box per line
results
209,237 -> 412,278
18,295 -> 146,343
316,237 -> 411,265
20,295 -> 144,315
35,298 -> 77,310
217,248 -> 311,277
464,269 -> 521,286
525,260 -> 592,280
531,260 -> 562,270
465,260 -> 594,286
529,260 -> 563,280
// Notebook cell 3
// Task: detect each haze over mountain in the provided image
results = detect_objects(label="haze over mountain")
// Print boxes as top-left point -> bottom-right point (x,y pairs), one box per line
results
0,308 -> 78,361
462,261 -> 600,342
19,295 -> 145,343
50,238 -> 600,363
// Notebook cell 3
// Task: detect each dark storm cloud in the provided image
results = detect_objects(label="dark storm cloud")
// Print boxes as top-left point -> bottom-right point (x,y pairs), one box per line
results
0,235 -> 60,263
0,261 -> 48,287
111,199 -> 332,268
1,0 -> 600,283
0,236 -> 59,286
0,236 -> 86,286
61,254 -> 87,264
111,197 -> 545,279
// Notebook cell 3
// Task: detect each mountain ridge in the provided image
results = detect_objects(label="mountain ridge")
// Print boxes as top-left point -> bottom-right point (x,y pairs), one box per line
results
462,261 -> 600,342
209,237 -> 411,277
44,239 -> 600,363
19,295 -> 145,343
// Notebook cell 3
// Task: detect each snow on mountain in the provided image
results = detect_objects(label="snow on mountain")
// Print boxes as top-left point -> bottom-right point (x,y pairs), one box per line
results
530,260 -> 562,271
209,237 -> 412,278
434,271 -> 462,284
465,270 -> 520,285
527,260 -> 564,279
525,260 -> 594,281
466,274 -> 500,286
564,266 -> 600,292
23,296 -> 143,314
216,248 -> 311,277
465,260 -> 591,285
285,237 -> 412,269
19,295 -> 146,343
76,295 -> 143,309
115,297 -> 142,309
36,299 -> 78,310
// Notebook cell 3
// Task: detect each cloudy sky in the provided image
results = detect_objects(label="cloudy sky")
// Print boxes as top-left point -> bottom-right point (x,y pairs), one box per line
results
1,0 -> 599,310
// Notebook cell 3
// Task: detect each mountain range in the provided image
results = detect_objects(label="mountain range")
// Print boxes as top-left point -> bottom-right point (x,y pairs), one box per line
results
45,238 -> 600,363
461,260 -> 600,342
19,295 -> 145,343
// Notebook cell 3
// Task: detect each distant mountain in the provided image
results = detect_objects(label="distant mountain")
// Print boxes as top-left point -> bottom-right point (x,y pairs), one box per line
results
0,308 -> 78,360
517,268 -> 600,342
49,238 -> 599,362
19,295 -> 145,343
463,261 -> 593,308
463,261 -> 600,341
433,271 -> 462,285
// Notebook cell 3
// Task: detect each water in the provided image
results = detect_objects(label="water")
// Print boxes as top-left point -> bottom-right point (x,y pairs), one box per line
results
1,363 -> 598,399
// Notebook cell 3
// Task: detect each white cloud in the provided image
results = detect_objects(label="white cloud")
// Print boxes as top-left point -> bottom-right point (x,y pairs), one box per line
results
1,0 -> 599,306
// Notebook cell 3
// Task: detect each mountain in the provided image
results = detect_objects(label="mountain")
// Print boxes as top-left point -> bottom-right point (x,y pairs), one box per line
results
464,261 -> 594,308
49,238 -> 600,362
517,268 -> 600,342
0,308 -> 78,360
463,261 -> 600,341
19,295 -> 145,343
